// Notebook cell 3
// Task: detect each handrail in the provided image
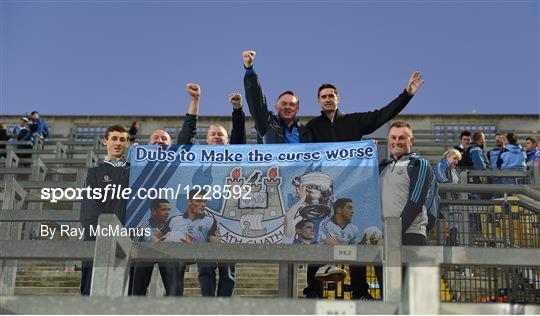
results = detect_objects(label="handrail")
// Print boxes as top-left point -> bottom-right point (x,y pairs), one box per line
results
0,209 -> 80,222
439,183 -> 540,201
466,170 -> 528,177
2,215 -> 539,268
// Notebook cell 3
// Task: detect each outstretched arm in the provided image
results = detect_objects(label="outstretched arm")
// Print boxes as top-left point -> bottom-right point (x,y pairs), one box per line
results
177,83 -> 201,145
348,71 -> 424,137
243,50 -> 271,138
283,200 -> 305,239
186,83 -> 201,115
229,93 -> 246,145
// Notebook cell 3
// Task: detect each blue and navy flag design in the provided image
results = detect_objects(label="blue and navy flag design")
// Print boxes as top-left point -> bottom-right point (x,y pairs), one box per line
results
126,140 -> 383,244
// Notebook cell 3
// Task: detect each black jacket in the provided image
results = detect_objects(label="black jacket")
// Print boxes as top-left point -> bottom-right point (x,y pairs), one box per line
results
80,157 -> 130,240
243,68 -> 312,143
176,110 -> 246,145
306,90 -> 413,142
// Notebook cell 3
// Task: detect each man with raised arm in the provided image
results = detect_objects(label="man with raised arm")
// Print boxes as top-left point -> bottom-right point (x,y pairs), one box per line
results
304,71 -> 424,299
306,73 -> 424,142
242,50 -> 312,144
173,83 -> 246,297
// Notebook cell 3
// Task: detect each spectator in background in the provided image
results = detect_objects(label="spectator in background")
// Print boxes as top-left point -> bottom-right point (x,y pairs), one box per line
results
487,133 -> 507,171
0,124 -> 8,141
15,118 -> 33,163
9,117 -> 29,141
29,111 -> 49,140
487,133 -> 507,191
497,132 -> 527,185
434,149 -> 462,193
460,132 -> 490,173
128,121 -> 140,143
454,131 -> 472,155
525,136 -> 539,165
14,118 -> 31,141
460,132 -> 490,201
0,124 -> 9,157
433,149 -> 465,246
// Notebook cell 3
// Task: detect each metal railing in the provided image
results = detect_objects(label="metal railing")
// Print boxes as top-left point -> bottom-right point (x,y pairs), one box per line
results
433,183 -> 540,306
1,176 -> 540,313
1,213 -> 539,314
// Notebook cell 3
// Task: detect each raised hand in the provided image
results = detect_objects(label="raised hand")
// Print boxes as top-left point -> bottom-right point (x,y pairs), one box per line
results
229,93 -> 242,109
186,83 -> 201,98
406,71 -> 424,96
242,50 -> 256,68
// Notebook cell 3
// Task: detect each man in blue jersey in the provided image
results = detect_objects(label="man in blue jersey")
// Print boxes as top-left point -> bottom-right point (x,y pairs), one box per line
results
165,189 -> 233,297
29,111 -> 49,140
166,189 -> 220,244
525,136 -> 539,164
130,199 -> 184,296
315,199 -> 358,281
317,198 -> 359,246
487,133 -> 506,196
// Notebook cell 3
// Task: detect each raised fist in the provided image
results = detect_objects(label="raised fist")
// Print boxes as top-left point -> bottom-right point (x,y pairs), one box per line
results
229,93 -> 242,109
186,83 -> 201,98
242,50 -> 256,68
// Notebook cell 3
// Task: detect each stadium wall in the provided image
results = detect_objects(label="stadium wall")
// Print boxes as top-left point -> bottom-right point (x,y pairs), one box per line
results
0,114 -> 538,138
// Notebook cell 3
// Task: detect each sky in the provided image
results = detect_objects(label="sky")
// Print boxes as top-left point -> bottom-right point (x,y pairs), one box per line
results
1,0 -> 539,117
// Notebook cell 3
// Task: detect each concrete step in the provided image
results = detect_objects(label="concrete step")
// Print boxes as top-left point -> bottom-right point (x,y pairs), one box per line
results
183,288 -> 279,296
14,287 -> 80,295
17,271 -> 81,278
16,281 -> 81,287
13,262 -> 309,296
17,261 -> 69,268
181,288 -> 279,297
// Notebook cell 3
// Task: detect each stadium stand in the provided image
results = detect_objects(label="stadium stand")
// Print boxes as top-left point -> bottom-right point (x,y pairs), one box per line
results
0,115 -> 538,314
